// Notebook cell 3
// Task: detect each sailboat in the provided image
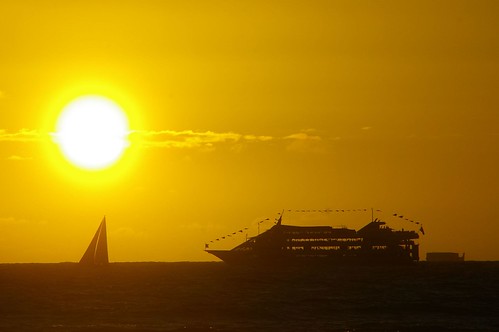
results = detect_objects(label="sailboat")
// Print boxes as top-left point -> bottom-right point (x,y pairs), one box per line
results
79,217 -> 109,265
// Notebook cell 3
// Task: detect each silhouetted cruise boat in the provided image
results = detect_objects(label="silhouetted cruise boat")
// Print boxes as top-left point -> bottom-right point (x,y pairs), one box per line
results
206,216 -> 419,265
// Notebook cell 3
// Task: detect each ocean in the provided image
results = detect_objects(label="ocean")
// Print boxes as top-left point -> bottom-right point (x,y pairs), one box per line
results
0,262 -> 498,331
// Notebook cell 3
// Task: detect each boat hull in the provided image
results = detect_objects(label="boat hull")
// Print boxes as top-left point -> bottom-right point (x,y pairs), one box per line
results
206,249 -> 416,266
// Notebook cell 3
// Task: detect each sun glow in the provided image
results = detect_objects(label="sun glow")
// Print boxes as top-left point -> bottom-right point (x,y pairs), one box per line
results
55,96 -> 130,170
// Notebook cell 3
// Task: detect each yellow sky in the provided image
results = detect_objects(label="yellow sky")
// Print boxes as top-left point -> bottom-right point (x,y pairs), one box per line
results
1,0 -> 499,262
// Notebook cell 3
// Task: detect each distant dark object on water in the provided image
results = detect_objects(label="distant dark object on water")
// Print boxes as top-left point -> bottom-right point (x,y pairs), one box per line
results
206,215 -> 420,265
79,216 -> 109,265
426,252 -> 465,262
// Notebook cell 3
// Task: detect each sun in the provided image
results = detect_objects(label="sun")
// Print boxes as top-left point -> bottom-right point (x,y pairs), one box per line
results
54,96 -> 130,170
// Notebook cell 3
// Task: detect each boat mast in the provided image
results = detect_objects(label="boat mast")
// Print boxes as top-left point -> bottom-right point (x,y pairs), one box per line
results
276,209 -> 284,226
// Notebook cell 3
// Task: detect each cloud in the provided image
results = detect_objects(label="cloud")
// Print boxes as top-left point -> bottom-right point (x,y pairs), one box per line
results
112,227 -> 149,239
0,127 -> 325,154
284,132 -> 321,141
243,134 -> 273,142
132,129 -> 330,154
0,217 -> 28,226
0,216 -> 47,227
133,130 -> 275,149
284,131 -> 326,153
134,129 -> 327,153
0,129 -> 43,142
6,155 -> 33,161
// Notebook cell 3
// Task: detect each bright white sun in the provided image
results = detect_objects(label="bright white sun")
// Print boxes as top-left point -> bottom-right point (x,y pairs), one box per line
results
55,96 -> 130,170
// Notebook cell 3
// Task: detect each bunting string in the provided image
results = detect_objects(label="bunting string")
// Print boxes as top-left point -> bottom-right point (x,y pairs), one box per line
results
207,208 -> 425,245
209,227 -> 249,243
285,208 -> 425,235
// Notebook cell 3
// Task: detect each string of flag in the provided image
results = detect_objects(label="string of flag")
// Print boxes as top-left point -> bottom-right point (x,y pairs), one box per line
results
207,217 -> 279,245
286,208 -> 425,235
377,210 -> 425,235
208,227 -> 249,244
206,208 -> 425,247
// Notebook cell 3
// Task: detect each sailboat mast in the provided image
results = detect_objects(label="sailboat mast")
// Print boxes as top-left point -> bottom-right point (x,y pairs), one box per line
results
79,216 -> 109,265
95,217 -> 109,264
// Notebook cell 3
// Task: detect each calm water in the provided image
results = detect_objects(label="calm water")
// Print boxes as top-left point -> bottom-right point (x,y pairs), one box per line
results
0,262 -> 498,331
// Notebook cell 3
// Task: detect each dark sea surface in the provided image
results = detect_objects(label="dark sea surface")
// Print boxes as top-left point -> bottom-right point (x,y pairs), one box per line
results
0,262 -> 498,331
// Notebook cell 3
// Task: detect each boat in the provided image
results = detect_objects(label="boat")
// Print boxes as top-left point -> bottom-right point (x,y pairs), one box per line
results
426,252 -> 464,262
79,217 -> 109,265
205,215 -> 420,265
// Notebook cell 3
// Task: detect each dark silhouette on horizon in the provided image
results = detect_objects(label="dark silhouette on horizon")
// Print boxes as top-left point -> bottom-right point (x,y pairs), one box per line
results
79,217 -> 109,265
206,216 -> 419,266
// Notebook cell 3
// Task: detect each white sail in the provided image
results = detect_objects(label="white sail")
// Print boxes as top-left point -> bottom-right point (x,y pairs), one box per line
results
79,217 -> 109,265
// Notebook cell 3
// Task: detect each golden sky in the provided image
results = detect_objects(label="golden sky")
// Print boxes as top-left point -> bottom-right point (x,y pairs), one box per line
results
1,0 -> 498,262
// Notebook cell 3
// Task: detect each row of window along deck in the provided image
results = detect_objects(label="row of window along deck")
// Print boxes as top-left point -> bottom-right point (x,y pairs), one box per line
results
286,245 -> 392,251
